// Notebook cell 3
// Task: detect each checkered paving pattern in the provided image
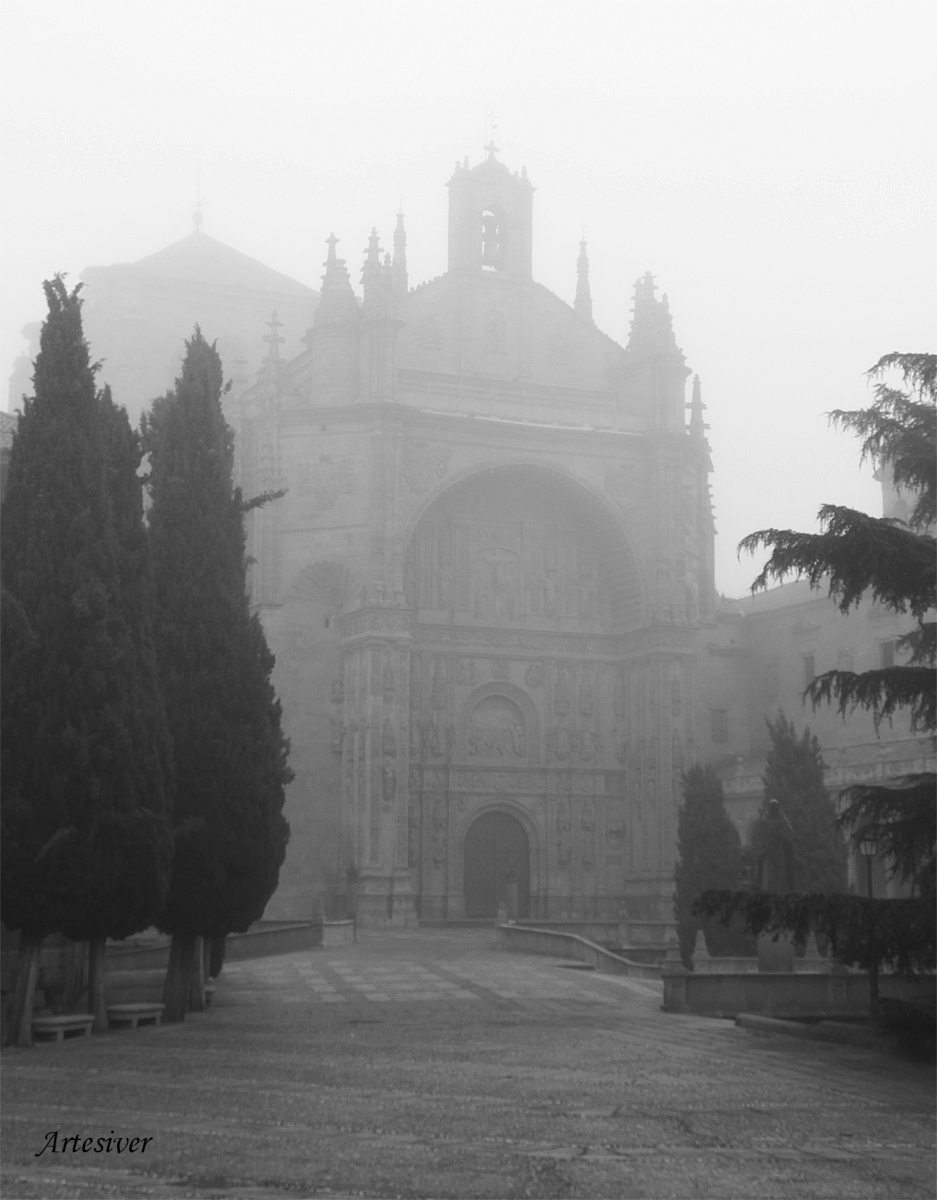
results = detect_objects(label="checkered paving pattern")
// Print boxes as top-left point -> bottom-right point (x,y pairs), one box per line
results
218,945 -> 661,1007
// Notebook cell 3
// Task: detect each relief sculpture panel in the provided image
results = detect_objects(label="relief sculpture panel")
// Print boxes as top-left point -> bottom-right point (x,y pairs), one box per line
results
466,696 -> 527,762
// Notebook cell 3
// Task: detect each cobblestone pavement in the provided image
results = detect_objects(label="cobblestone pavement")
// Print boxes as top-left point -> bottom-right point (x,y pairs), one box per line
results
2,928 -> 933,1199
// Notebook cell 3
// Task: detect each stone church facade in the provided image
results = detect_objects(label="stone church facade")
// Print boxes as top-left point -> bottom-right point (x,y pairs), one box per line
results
230,149 -> 717,931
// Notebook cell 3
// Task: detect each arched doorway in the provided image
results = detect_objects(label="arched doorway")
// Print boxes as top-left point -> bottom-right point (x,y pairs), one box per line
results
463,812 -> 530,919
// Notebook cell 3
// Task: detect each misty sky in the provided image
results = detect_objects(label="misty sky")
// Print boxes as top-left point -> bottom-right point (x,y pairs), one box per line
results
2,0 -> 933,597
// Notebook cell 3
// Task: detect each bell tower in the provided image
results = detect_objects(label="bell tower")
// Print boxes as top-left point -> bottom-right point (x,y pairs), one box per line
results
447,144 -> 534,280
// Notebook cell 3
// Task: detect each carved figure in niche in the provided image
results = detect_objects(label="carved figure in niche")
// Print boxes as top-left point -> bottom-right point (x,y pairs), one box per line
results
577,726 -> 601,763
578,671 -> 594,717
556,802 -> 571,868
429,709 -> 448,758
510,721 -> 526,758
475,549 -> 518,621
437,561 -> 452,610
684,569 -> 700,623
403,556 -> 416,607
330,678 -> 344,704
615,736 -> 629,766
578,569 -> 597,619
525,661 -> 544,689
581,801 -> 596,869
382,655 -> 396,697
490,658 -> 509,681
542,568 -> 558,617
431,656 -> 448,708
553,663 -> 570,715
382,718 -> 396,757
408,800 -> 421,867
606,820 -> 624,851
456,658 -> 476,686
550,722 -> 572,762
381,766 -> 397,805
330,717 -> 344,755
431,800 -> 447,868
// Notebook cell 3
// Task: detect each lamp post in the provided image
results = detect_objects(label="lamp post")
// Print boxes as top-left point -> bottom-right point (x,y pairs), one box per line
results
858,833 -> 879,1017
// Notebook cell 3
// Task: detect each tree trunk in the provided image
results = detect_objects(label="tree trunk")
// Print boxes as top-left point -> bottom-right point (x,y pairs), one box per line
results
87,937 -> 109,1033
187,936 -> 206,1012
208,935 -> 226,980
163,933 -> 196,1022
8,932 -> 43,1047
868,961 -> 880,1020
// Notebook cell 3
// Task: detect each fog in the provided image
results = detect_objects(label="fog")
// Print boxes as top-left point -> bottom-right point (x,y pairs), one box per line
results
1,0 -> 933,596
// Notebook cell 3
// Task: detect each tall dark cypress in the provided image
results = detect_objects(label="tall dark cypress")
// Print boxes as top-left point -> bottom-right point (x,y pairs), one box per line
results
674,765 -> 751,965
144,330 -> 290,1021
1,278 -> 173,1044
761,714 -> 848,896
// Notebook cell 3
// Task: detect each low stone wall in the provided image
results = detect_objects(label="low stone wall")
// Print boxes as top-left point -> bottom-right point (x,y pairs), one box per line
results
662,967 -> 872,1018
498,924 -> 660,981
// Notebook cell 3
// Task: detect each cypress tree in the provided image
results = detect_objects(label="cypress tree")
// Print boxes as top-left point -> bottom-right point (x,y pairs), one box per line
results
1,278 -> 173,1044
144,330 -> 291,1021
674,765 -> 751,965
760,713 -> 848,895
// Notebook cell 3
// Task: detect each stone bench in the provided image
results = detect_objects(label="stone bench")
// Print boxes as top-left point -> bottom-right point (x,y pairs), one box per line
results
31,1014 -> 95,1042
107,1003 -> 165,1029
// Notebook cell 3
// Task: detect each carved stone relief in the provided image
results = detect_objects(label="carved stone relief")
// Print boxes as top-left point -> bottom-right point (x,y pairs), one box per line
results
556,800 -> 571,869
295,457 -> 354,514
456,658 -> 476,686
489,658 -> 509,681
404,441 -> 451,494
467,695 -> 527,761
524,661 -> 544,689
581,799 -> 596,869
431,798 -> 447,868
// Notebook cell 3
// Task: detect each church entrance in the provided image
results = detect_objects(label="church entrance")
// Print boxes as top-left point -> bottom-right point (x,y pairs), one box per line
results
463,812 -> 530,919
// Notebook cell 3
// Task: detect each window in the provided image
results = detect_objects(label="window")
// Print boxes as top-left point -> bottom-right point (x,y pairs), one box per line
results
481,207 -> 505,270
880,641 -> 895,669
710,709 -> 728,744
802,654 -> 815,688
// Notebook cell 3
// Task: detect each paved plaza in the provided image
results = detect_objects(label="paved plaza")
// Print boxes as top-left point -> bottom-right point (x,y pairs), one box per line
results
1,928 -> 933,1199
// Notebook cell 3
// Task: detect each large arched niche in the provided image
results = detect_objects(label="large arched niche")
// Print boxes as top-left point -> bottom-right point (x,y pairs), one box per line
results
401,462 -> 643,631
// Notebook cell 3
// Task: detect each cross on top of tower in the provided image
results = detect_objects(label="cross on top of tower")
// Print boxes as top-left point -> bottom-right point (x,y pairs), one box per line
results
263,310 -> 284,359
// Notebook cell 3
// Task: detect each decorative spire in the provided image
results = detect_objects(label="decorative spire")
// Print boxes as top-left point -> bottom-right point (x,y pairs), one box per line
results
361,228 -> 382,308
574,237 -> 593,322
688,373 -> 708,439
313,233 -> 359,329
263,311 -> 284,361
393,209 -> 408,299
626,271 -> 679,356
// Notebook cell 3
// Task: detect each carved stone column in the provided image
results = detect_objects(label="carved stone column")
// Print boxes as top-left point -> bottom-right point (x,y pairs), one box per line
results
337,605 -> 414,926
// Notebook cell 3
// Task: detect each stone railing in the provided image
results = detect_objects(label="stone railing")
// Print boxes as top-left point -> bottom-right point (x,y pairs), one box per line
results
497,924 -> 660,981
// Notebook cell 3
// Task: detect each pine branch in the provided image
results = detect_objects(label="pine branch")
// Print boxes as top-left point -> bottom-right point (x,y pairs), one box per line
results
739,507 -> 935,617
241,488 -> 287,513
837,774 -> 936,891
807,667 -> 936,734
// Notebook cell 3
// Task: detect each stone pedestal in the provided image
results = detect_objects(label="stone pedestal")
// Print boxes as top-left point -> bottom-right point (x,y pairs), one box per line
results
757,931 -> 795,973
